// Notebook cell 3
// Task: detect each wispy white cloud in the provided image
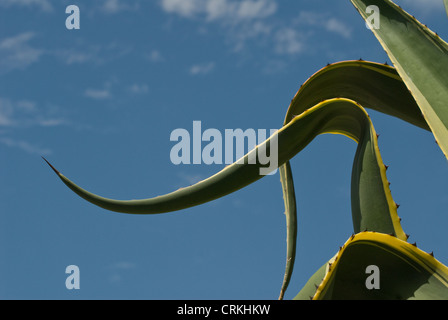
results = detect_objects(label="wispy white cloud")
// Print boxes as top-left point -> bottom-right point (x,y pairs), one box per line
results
84,88 -> 112,100
107,261 -> 137,284
101,0 -> 139,14
54,42 -> 132,66
0,98 -> 66,128
0,0 -> 53,12
296,11 -> 352,39
0,137 -> 52,155
189,62 -> 215,75
85,78 -> 152,101
36,118 -> 66,127
0,33 -> 133,73
206,0 -> 277,22
55,49 -> 98,65
159,0 -> 299,58
0,97 -> 69,155
159,0 -> 289,60
230,20 -> 272,52
84,77 -> 122,100
0,98 -> 14,126
109,262 -> 136,270
274,28 -> 304,55
325,18 -> 352,39
160,0 -> 277,23
127,84 -> 149,94
146,50 -> 165,63
0,32 -> 43,74
260,59 -> 287,74
160,0 -> 199,18
159,1 -> 353,60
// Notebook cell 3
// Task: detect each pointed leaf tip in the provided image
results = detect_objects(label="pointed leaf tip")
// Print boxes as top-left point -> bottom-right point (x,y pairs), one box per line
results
42,156 -> 60,175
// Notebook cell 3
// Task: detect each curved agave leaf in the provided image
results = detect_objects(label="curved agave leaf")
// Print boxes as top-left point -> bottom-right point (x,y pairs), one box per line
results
444,0 -> 448,18
278,60 -> 426,298
283,61 -> 429,130
46,99 -> 394,221
278,161 -> 297,300
351,0 -> 448,159
47,60 -> 429,299
294,232 -> 448,300
46,98 -> 405,298
292,261 -> 329,300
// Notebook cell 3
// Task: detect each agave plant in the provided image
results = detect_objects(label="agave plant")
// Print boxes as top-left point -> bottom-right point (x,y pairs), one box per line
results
45,0 -> 448,300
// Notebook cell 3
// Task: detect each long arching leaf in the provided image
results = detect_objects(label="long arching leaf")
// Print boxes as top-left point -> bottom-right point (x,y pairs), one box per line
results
283,60 -> 428,130
278,60 -> 426,297
46,98 -> 407,298
45,99 -> 402,238
351,0 -> 448,159
278,161 -> 297,300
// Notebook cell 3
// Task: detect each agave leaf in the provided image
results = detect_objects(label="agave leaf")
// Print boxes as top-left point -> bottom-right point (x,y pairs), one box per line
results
46,99 -> 406,298
351,0 -> 448,159
49,60 -> 432,298
278,59 -> 426,298
281,60 -> 430,250
283,60 -> 428,131
295,232 -> 448,300
45,99 -> 402,236
292,261 -> 329,300
444,0 -> 448,17
278,161 -> 297,300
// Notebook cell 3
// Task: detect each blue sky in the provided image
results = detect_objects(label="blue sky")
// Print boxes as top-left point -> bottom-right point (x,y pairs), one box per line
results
1,0 -> 447,300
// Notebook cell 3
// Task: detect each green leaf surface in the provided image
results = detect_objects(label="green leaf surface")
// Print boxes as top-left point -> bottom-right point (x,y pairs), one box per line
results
46,99 -> 401,236
351,0 -> 448,159
278,161 -> 297,300
297,232 -> 448,300
47,60 -> 429,298
280,60 -> 430,243
279,60 -> 426,298
46,98 -> 405,298
44,0 -> 448,300
293,262 -> 328,300
444,0 -> 448,17
283,60 -> 428,131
